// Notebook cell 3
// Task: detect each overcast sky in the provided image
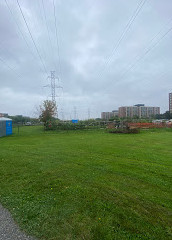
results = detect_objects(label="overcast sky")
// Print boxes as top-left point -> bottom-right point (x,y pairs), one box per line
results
0,0 -> 172,119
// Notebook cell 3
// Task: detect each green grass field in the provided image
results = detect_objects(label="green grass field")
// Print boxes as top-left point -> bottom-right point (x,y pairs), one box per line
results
0,126 -> 172,240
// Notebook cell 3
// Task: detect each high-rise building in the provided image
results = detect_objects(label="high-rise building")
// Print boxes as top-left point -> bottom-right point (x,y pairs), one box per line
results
118,104 -> 160,118
101,110 -> 118,120
169,93 -> 172,114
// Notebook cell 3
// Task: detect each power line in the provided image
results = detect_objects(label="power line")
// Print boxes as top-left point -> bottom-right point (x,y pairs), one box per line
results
144,71 -> 171,88
41,0 -> 56,71
103,24 -> 172,90
106,0 -> 147,62
103,18 -> 172,87
0,56 -> 23,79
122,17 -> 172,72
5,0 -> 45,75
5,0 -> 37,60
118,24 -> 172,82
53,0 -> 62,77
16,0 -> 48,75
95,0 -> 147,80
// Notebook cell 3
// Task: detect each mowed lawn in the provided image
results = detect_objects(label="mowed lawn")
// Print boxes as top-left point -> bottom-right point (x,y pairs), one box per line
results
0,126 -> 172,240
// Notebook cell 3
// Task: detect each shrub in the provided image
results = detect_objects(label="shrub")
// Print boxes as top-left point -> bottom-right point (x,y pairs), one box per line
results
109,128 -> 140,134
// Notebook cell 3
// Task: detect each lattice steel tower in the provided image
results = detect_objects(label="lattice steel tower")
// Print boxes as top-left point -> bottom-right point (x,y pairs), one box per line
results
50,71 -> 56,102
44,71 -> 62,117
45,71 -> 62,102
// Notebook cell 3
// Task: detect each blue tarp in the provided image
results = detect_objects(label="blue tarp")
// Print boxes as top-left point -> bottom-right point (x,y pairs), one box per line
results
72,119 -> 79,123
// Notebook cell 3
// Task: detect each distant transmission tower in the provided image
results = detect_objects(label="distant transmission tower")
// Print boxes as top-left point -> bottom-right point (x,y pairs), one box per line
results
60,108 -> 64,120
74,106 -> 77,119
44,71 -> 62,116
50,71 -> 56,102
88,108 -> 90,119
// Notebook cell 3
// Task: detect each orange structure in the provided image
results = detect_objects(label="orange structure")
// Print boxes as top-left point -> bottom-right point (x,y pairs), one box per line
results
128,122 -> 172,129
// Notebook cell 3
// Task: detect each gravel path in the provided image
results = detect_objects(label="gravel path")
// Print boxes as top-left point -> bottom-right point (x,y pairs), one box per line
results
0,204 -> 35,240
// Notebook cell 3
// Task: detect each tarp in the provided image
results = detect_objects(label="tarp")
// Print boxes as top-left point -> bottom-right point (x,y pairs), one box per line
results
72,119 -> 78,123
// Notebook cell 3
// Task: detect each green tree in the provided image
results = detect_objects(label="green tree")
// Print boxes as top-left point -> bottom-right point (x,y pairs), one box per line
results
39,100 -> 57,125
155,111 -> 172,120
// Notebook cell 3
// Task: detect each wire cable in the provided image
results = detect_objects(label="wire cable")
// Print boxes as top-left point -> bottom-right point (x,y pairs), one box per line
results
41,0 -> 56,71
16,0 -> 48,75
53,0 -> 62,78
5,0 -> 37,61
122,17 -> 172,72
106,0 -> 147,62
103,24 -> 172,90
96,0 -> 147,80
0,56 -> 23,79
119,24 -> 172,81
5,0 -> 46,75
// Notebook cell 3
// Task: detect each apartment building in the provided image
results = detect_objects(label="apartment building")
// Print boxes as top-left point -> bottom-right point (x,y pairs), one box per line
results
118,104 -> 160,118
169,92 -> 172,114
101,110 -> 118,120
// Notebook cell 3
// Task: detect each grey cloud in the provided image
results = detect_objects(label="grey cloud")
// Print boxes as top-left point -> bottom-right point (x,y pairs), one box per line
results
0,0 -> 171,119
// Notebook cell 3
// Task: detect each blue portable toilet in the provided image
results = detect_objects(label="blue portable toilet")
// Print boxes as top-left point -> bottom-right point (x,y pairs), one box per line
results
0,117 -> 12,137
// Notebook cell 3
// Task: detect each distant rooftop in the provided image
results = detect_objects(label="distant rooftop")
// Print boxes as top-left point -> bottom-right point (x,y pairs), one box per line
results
0,117 -> 12,121
134,104 -> 145,107
0,113 -> 8,117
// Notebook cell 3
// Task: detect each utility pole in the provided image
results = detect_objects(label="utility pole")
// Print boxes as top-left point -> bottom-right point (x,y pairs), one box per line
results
60,108 -> 64,120
44,71 -> 62,117
88,108 -> 90,119
74,106 -> 77,119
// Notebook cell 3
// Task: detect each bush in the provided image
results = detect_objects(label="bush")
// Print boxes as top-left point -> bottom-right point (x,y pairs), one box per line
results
109,128 -> 140,134
44,120 -> 57,130
44,121 -> 87,131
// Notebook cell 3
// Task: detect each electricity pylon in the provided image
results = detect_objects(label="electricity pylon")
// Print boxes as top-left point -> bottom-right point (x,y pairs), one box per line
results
44,71 -> 62,117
